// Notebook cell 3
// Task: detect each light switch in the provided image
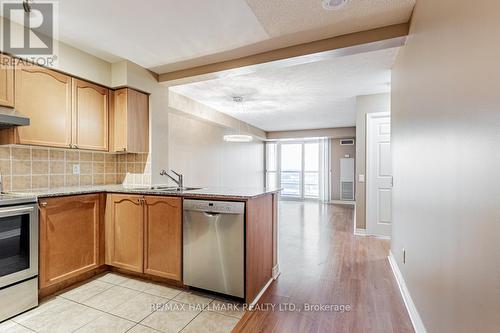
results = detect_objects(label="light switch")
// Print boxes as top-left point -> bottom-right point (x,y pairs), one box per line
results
358,174 -> 365,182
72,164 -> 80,175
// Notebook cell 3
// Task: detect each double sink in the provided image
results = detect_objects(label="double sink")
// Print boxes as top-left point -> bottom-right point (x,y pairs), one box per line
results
135,186 -> 203,192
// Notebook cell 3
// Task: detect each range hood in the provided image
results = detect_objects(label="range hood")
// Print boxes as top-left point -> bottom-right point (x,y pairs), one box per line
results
0,106 -> 30,128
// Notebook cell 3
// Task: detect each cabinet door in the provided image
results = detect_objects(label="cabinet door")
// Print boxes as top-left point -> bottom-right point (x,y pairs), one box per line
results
144,196 -> 182,281
39,194 -> 102,289
72,79 -> 109,151
105,194 -> 144,273
15,64 -> 72,147
112,88 -> 149,153
0,54 -> 14,107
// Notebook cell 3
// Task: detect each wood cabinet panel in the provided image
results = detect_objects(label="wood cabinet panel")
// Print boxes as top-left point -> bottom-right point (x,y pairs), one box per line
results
0,54 -> 14,107
245,194 -> 273,303
72,79 -> 109,151
15,64 -> 72,147
39,194 -> 102,289
105,194 -> 144,273
144,196 -> 182,281
112,88 -> 149,153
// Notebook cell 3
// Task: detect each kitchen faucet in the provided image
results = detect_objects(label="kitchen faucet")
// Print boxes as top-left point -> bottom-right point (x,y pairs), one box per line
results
160,169 -> 183,189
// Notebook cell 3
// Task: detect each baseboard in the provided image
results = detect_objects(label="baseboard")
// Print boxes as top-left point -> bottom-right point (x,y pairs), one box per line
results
354,228 -> 366,236
388,252 -> 427,333
272,264 -> 281,280
248,278 -> 273,310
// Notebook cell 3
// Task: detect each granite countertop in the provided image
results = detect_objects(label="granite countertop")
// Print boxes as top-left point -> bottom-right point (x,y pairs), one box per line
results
9,185 -> 282,200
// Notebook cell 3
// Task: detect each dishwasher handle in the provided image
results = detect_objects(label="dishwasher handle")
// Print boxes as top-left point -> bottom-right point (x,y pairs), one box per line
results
203,211 -> 220,217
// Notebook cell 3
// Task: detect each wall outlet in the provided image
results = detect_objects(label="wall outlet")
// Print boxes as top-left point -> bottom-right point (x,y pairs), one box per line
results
402,248 -> 406,264
358,174 -> 365,182
72,164 -> 80,175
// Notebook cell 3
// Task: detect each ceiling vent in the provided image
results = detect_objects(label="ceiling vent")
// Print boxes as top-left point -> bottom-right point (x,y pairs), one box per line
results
322,0 -> 349,10
340,139 -> 355,146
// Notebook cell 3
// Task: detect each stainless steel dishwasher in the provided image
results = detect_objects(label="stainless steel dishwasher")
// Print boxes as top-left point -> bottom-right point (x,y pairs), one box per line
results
183,199 -> 244,298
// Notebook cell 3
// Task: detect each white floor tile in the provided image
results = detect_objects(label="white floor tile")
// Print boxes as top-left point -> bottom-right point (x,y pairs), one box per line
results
96,273 -> 130,285
82,285 -> 141,312
74,313 -> 135,333
181,311 -> 239,333
128,324 -> 163,333
143,283 -> 182,300
0,320 -> 33,333
119,278 -> 153,292
108,293 -> 168,322
140,301 -> 201,333
173,291 -> 214,308
59,280 -> 114,303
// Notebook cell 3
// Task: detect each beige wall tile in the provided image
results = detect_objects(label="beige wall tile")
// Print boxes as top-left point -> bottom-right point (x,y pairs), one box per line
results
105,163 -> 117,174
32,148 -> 49,160
93,174 -> 104,185
12,147 -> 31,160
93,162 -> 104,174
80,152 -> 93,161
32,175 -> 49,189
117,174 -> 125,183
50,150 -> 65,161
127,154 -> 138,162
50,175 -> 64,188
80,175 -> 92,186
118,163 -> 126,173
2,176 -> 12,191
93,152 -> 104,162
0,146 -> 11,159
105,174 -> 117,184
50,161 -> 65,174
12,176 -> 31,190
80,162 -> 92,175
117,154 -> 126,163
66,150 -> 80,161
0,160 -> 11,175
65,174 -> 79,187
32,161 -> 49,175
105,154 -> 117,163
12,160 -> 31,175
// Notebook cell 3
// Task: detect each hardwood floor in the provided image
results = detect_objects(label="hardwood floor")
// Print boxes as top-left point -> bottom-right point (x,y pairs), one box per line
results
234,201 -> 414,333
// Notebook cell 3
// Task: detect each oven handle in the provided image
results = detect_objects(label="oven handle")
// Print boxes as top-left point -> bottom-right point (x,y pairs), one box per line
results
0,205 -> 35,218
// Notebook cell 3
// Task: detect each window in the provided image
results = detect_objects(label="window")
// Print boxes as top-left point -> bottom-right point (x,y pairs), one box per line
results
266,140 -> 325,200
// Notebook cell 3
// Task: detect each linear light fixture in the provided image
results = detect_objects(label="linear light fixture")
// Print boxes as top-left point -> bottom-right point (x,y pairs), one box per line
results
223,134 -> 253,143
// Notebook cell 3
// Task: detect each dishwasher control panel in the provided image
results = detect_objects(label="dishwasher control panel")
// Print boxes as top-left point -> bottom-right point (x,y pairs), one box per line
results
183,199 -> 245,214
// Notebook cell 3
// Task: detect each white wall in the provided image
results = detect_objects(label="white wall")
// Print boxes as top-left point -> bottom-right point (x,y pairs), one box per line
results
391,0 -> 500,332
355,93 -> 390,229
167,112 -> 264,188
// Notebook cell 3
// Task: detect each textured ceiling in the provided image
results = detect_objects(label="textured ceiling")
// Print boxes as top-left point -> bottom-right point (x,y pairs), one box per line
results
170,47 -> 399,132
43,0 -> 414,73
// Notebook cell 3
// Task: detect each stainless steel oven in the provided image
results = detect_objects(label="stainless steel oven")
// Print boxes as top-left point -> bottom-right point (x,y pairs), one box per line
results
0,195 -> 38,322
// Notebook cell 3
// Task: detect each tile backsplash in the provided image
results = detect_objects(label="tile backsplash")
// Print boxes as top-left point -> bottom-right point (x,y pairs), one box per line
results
0,145 -> 151,191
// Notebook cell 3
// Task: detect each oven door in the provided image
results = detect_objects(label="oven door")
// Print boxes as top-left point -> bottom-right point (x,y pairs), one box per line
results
0,204 -> 38,288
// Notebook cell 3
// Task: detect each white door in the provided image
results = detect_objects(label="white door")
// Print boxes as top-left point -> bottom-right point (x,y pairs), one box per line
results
366,112 -> 392,237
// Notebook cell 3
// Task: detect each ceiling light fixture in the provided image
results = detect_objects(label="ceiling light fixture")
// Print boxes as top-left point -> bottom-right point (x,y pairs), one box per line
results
223,96 -> 253,143
322,0 -> 348,10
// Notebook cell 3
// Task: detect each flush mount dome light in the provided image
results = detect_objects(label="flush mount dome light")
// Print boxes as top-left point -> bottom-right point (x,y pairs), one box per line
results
223,134 -> 253,143
322,0 -> 348,10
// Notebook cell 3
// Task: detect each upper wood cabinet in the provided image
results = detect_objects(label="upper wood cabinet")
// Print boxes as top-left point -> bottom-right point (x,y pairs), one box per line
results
0,54 -> 14,107
105,194 -> 145,273
112,88 -> 149,153
144,196 -> 182,281
39,194 -> 103,289
72,79 -> 109,151
15,64 -> 73,148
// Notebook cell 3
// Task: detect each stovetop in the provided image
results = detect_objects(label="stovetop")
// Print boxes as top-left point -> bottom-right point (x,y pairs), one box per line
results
0,193 -> 37,207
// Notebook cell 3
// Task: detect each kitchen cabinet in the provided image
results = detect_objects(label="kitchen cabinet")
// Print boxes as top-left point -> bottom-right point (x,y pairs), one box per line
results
144,196 -> 182,280
0,54 -> 14,107
72,79 -> 109,151
105,194 -> 145,273
39,194 -> 103,289
12,63 -> 73,148
105,194 -> 182,281
112,88 -> 149,153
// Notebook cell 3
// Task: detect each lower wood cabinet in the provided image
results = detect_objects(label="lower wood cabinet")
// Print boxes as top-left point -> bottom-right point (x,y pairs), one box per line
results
105,194 -> 182,281
105,194 -> 144,273
144,196 -> 182,280
39,194 -> 103,289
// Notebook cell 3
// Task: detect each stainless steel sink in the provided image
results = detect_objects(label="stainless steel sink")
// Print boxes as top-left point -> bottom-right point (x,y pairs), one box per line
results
149,186 -> 202,192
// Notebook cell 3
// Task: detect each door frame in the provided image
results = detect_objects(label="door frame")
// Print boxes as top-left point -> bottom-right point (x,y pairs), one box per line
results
366,112 -> 392,238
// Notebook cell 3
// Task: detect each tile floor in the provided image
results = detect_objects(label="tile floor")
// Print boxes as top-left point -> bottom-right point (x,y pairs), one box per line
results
0,273 -> 244,333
